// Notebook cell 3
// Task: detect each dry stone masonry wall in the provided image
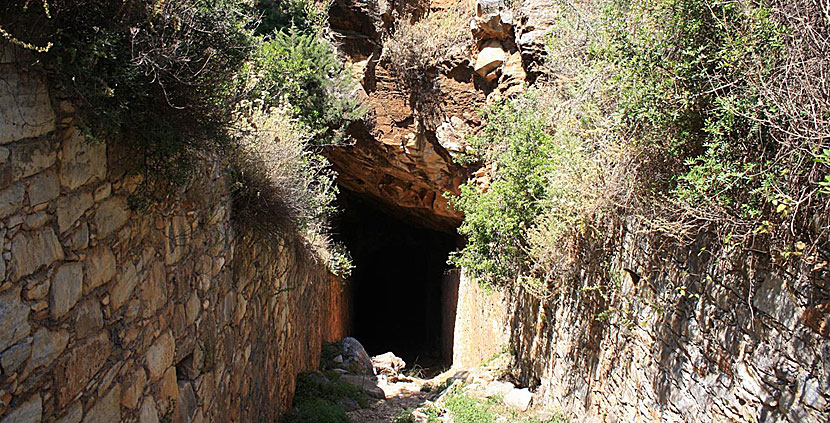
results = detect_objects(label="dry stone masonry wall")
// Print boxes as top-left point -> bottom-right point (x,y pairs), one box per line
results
453,224 -> 829,422
0,49 -> 346,423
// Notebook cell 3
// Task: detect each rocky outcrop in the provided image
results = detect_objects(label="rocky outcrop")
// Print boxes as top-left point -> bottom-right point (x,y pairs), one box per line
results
0,47 -> 348,423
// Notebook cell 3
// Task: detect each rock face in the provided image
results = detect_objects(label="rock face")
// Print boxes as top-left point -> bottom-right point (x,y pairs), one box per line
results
327,0 -> 481,231
0,46 -> 348,423
325,0 -> 536,231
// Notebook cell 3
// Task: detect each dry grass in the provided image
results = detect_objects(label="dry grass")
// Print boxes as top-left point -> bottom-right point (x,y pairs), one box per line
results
381,4 -> 473,87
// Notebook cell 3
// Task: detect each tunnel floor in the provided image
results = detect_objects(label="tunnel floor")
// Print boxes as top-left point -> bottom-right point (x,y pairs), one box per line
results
333,190 -> 457,371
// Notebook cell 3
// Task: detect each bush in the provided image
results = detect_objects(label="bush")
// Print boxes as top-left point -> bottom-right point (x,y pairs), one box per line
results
242,28 -> 366,144
451,0 -> 829,291
2,0 -> 363,272
282,398 -> 349,423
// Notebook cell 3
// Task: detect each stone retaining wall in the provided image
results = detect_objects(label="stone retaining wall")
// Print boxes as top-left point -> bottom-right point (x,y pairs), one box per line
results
0,48 -> 346,423
454,223 -> 829,422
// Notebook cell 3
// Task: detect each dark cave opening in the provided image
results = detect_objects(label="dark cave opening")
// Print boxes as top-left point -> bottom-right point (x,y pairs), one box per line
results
333,190 -> 458,371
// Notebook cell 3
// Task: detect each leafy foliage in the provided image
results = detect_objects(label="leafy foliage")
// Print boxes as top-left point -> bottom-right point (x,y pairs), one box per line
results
2,0 -> 363,273
451,0 -> 829,291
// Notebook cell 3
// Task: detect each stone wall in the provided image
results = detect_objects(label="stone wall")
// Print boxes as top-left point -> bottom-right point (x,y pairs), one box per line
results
453,222 -> 829,422
0,49 -> 347,423
452,270 -> 509,369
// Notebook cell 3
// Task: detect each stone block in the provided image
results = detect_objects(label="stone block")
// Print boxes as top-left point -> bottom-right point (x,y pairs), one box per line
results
0,394 -> 41,423
146,332 -> 175,381
0,287 -> 32,351
0,139 -> 56,190
140,261 -> 167,318
56,192 -> 93,233
139,398 -> 160,423
25,170 -> 59,206
74,299 -> 104,339
1,339 -> 32,374
9,228 -> 64,281
120,368 -> 147,409
27,327 -> 69,372
82,385 -> 120,423
84,245 -> 116,293
110,262 -> 138,311
67,223 -> 89,251
94,196 -> 129,238
59,132 -> 106,190
175,381 -> 198,423
50,262 -> 83,318
54,402 -> 82,423
0,183 -> 25,218
0,65 -> 55,145
55,332 -> 111,407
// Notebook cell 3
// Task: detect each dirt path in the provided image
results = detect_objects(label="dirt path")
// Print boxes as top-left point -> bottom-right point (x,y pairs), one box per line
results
346,377 -> 433,422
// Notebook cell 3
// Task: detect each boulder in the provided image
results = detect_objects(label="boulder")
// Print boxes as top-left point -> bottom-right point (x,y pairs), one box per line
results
504,388 -> 532,411
336,337 -> 374,375
371,352 -> 406,378
474,40 -> 506,81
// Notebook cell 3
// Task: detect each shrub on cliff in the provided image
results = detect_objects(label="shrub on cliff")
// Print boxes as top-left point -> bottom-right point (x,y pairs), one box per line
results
381,4 -> 473,88
451,0 -> 830,293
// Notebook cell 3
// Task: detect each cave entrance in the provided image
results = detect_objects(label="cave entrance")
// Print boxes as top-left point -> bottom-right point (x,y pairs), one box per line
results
334,190 -> 458,372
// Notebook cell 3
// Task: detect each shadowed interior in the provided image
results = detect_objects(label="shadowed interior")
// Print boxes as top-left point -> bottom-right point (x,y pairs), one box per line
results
333,189 -> 457,370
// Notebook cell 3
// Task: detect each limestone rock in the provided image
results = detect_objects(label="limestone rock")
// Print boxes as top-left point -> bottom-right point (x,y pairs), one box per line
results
94,196 -> 130,238
55,332 -> 111,407
0,394 -> 41,423
0,139 -> 56,191
504,388 -> 532,411
110,262 -> 138,311
54,402 -> 82,423
337,337 -> 374,375
484,380 -> 515,398
27,328 -> 69,371
139,398 -> 160,423
175,381 -> 198,423
121,368 -> 147,409
372,352 -> 405,379
146,332 -> 175,381
51,262 -> 83,318
56,192 -> 93,233
474,40 -> 506,81
1,340 -> 31,374
472,0 -> 514,40
0,65 -> 55,145
9,228 -> 64,281
0,287 -> 32,351
84,245 -> 116,293
25,170 -> 59,206
82,386 -> 120,423
74,299 -> 104,339
139,261 -> 167,318
0,183 -> 25,218
59,132 -> 106,190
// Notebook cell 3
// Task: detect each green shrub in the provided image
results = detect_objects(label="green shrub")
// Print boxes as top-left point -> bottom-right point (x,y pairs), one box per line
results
282,398 -> 349,423
451,0 -> 829,291
243,27 -> 366,145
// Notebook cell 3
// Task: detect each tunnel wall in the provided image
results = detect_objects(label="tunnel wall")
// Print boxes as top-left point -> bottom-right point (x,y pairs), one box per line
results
453,221 -> 829,422
0,49 -> 348,423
